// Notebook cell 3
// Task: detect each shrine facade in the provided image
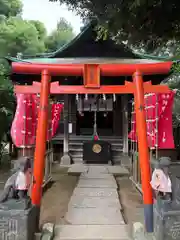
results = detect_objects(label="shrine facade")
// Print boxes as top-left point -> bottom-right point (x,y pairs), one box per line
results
6,20 -> 171,164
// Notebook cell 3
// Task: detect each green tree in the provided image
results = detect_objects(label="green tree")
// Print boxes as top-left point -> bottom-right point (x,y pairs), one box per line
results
0,17 -> 46,57
0,59 -> 15,159
0,0 -> 48,160
0,0 -> 22,17
52,0 -> 180,51
29,20 -> 47,41
45,18 -> 74,52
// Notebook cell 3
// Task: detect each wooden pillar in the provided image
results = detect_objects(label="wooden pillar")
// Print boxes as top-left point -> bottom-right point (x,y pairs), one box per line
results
61,94 -> 71,165
113,96 -> 122,136
133,71 -> 153,233
68,95 -> 76,134
64,94 -> 69,154
71,95 -> 77,134
121,95 -> 129,154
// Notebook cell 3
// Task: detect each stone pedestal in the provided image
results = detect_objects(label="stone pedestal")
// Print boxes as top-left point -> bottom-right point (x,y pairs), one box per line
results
154,199 -> 180,240
61,154 -> 71,166
0,200 -> 39,240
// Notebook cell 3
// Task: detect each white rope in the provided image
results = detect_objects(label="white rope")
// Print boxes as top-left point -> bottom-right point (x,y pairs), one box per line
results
155,94 -> 159,159
22,95 -> 27,157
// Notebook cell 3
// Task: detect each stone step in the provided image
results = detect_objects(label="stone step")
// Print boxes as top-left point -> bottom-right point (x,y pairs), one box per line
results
68,137 -> 123,142
112,151 -> 124,157
54,225 -> 130,240
68,195 -> 122,209
65,208 -> 125,225
70,153 -> 83,158
69,154 -> 122,160
107,166 -> 129,177
72,158 -> 83,164
69,142 -> 83,146
68,164 -> 129,177
80,173 -> 114,180
71,158 -> 82,164
69,146 -> 123,153
111,144 -> 123,149
88,166 -> 109,174
69,148 -> 83,152
68,164 -> 88,175
69,142 -> 123,147
72,187 -> 119,198
71,156 -> 124,165
77,178 -> 117,189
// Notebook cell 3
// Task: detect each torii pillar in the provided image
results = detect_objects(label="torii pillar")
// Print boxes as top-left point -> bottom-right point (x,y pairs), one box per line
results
31,70 -> 50,228
133,71 -> 153,232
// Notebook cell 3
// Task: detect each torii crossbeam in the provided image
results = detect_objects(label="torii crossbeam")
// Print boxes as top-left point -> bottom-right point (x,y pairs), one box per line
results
12,60 -> 172,233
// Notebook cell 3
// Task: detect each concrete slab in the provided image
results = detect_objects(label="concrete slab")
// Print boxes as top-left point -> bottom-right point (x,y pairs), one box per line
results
120,155 -> 131,168
68,164 -> 88,176
107,166 -> 129,176
65,208 -> 125,225
77,179 -> 117,189
54,225 -> 130,239
80,173 -> 114,180
73,187 -> 119,198
88,166 -> 109,174
68,196 -> 122,209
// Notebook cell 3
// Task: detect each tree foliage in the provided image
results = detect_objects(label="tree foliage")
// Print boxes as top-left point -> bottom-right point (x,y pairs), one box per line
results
52,0 -> 180,50
0,0 -> 22,17
45,18 -> 74,52
29,20 -> 47,41
0,0 -> 75,157
0,17 -> 46,57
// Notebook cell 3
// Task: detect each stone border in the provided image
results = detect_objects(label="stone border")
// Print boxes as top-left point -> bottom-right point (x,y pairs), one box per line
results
132,222 -> 155,240
41,223 -> 55,240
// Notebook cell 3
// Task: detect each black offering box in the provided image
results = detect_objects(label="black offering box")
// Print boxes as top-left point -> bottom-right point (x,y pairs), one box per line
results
83,140 -> 111,164
0,199 -> 38,240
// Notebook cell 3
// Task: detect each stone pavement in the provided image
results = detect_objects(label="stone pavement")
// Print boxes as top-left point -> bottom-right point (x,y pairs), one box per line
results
68,164 -> 129,177
53,166 -> 130,240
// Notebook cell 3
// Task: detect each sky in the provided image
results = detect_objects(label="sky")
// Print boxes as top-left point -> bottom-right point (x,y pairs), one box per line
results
22,0 -> 82,34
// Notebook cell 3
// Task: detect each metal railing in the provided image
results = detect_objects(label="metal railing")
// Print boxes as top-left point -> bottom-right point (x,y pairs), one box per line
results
43,149 -> 53,186
130,151 -> 142,193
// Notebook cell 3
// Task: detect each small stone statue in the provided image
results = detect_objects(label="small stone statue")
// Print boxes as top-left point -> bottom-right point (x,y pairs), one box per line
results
0,157 -> 32,203
151,157 -> 172,200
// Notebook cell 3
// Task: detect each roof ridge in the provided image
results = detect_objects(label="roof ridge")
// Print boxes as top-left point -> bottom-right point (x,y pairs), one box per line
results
133,52 -> 172,61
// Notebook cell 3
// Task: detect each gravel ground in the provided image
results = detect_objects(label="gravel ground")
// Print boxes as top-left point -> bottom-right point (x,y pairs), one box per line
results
117,177 -> 144,225
0,166 -> 144,230
40,166 -> 78,227
0,170 -> 11,190
0,165 -> 78,228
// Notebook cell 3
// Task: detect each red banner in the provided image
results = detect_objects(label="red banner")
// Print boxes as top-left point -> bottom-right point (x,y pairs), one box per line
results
11,94 -> 63,148
51,103 -> 64,137
128,91 -> 175,149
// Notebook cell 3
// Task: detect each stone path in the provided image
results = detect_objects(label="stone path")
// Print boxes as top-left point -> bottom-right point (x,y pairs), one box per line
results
54,166 -> 130,240
68,164 -> 129,177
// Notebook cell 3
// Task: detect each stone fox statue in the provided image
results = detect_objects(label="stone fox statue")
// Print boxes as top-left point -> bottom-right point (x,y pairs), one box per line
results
150,157 -> 172,200
0,157 -> 32,203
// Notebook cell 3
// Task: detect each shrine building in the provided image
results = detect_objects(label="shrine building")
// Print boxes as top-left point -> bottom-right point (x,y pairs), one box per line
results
6,20 -> 172,165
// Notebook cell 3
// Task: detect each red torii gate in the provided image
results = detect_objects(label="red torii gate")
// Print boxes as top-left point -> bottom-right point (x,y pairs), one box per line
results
12,60 -> 172,233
